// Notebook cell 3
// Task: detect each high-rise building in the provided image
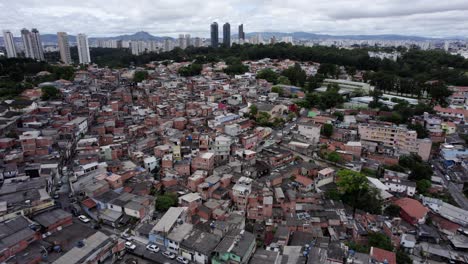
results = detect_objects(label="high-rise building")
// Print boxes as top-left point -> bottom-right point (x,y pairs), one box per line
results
57,32 -> 72,64
178,34 -> 186,49
77,33 -> 91,64
194,37 -> 201,47
210,22 -> 219,48
223,23 -> 231,47
21,29 -> 34,59
164,38 -> 172,52
238,24 -> 245,42
30,29 -> 44,61
2,30 -> 17,58
270,36 -> 277,44
185,34 -> 191,48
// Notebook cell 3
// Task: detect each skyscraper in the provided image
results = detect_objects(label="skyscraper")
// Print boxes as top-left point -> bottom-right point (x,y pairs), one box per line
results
223,23 -> 231,47
31,29 -> 44,61
194,37 -> 201,48
178,34 -> 185,49
185,34 -> 191,48
164,38 -> 171,52
210,22 -> 219,48
57,32 -> 72,64
21,28 -> 34,59
2,30 -> 17,58
77,33 -> 91,64
238,24 -> 245,42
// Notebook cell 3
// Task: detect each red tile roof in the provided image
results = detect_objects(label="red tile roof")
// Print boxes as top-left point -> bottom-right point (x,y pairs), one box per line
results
394,198 -> 429,220
370,247 -> 396,264
295,175 -> 314,186
81,198 -> 97,209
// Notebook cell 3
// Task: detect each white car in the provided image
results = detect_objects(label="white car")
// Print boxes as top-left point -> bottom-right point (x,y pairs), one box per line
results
78,215 -> 90,223
162,251 -> 176,259
176,256 -> 189,264
146,244 -> 160,253
125,241 -> 137,250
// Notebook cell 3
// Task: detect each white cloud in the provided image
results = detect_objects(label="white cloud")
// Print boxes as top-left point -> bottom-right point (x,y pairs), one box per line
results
0,0 -> 467,38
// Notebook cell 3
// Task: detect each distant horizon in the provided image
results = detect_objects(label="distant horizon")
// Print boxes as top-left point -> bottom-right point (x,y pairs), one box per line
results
1,30 -> 465,41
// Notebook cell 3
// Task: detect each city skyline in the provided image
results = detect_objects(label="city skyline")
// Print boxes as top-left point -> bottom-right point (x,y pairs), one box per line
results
1,1 -> 468,38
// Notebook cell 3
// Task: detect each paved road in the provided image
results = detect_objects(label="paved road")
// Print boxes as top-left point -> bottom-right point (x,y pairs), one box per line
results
447,182 -> 468,210
431,160 -> 468,209
127,240 -> 179,264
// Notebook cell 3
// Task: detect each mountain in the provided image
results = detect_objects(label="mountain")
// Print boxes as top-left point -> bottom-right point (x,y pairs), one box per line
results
89,31 -> 172,41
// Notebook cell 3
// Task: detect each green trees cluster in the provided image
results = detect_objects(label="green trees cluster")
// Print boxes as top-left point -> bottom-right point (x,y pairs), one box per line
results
223,57 -> 249,75
271,86 -> 284,96
334,169 -> 383,214
256,68 -> 279,83
281,63 -> 307,87
0,58 -> 76,99
155,193 -> 178,212
396,154 -> 433,194
133,70 -> 149,82
178,63 -> 202,76
297,84 -> 344,110
379,101 -> 433,125
321,123 -> 334,138
41,86 -> 61,100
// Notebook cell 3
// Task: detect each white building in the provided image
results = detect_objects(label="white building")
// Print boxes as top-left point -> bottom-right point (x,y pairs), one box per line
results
77,33 -> 91,64
297,121 -> 321,145
143,156 -> 158,172
2,30 -> 17,58
57,32 -> 72,64
383,176 -> 416,197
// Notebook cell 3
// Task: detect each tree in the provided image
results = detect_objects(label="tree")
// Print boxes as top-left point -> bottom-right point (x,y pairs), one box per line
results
321,123 -> 334,138
417,179 -> 432,194
384,204 -> 401,217
399,154 -> 433,181
249,104 -> 258,118
271,86 -> 284,96
396,250 -> 412,264
318,89 -> 344,110
179,63 -> 202,76
368,232 -> 394,251
327,151 -> 341,163
427,82 -> 452,107
277,76 -> 291,85
224,61 -> 249,75
337,170 -> 382,214
281,63 -> 306,87
256,112 -> 271,127
41,85 -> 61,100
333,111 -> 344,121
369,88 -> 383,108
155,193 -> 178,212
134,70 -> 148,82
256,68 -> 279,84
408,123 -> 429,139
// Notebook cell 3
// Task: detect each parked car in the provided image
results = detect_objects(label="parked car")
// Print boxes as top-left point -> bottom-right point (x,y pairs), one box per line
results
176,256 -> 189,264
125,242 -> 136,251
162,251 -> 176,259
78,215 -> 90,223
121,232 -> 132,241
146,244 -> 160,253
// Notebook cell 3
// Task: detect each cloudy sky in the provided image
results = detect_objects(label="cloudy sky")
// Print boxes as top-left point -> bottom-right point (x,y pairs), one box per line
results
1,0 -> 468,38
